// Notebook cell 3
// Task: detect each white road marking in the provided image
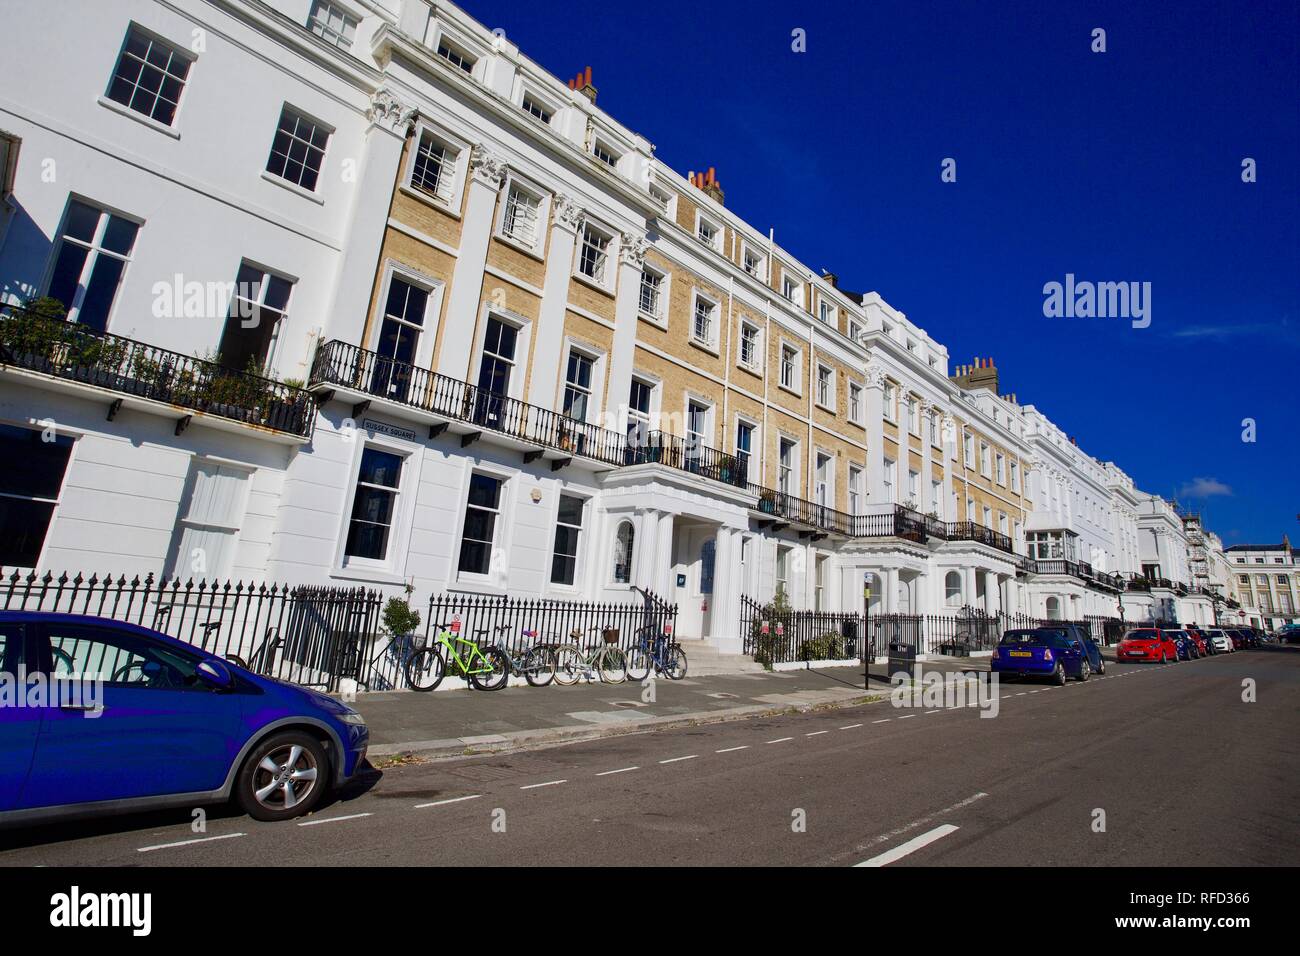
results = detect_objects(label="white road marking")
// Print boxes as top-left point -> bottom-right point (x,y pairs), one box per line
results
806,730 -> 829,736
298,812 -> 372,827
716,746 -> 749,753
768,737 -> 794,743
415,794 -> 483,809
660,755 -> 698,764
520,780 -> 567,790
137,833 -> 246,853
923,710 -> 942,716
843,791 -> 988,866
840,723 -> 863,730
855,824 -> 960,867
595,766 -> 639,776
898,714 -> 917,720
872,719 -> 891,724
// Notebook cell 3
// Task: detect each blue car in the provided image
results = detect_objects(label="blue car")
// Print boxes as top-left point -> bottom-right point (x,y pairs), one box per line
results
0,612 -> 369,826
990,628 -> 1094,684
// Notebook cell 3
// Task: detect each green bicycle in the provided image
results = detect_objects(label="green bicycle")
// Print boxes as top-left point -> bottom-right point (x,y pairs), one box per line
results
406,621 -> 510,692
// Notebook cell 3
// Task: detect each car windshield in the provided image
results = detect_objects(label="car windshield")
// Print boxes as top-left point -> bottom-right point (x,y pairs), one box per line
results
1125,629 -> 1158,640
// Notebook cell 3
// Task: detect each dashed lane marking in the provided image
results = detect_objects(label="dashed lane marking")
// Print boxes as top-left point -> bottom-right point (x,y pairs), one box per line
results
840,723 -> 863,730
415,794 -> 483,809
716,746 -> 749,753
298,812 -> 372,827
767,737 -> 794,744
659,755 -> 698,764
595,766 -> 639,776
137,833 -> 247,853
520,780 -> 567,790
855,824 -> 960,867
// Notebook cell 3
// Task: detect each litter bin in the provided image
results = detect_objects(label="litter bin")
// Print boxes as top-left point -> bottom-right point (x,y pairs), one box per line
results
887,641 -> 917,681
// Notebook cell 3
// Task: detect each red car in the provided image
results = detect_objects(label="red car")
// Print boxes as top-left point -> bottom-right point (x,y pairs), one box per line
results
1117,627 -> 1179,663
1183,629 -> 1209,656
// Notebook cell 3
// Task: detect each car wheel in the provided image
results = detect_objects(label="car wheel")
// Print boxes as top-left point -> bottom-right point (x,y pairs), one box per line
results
236,731 -> 329,822
1053,662 -> 1067,686
1097,658 -> 1106,675
1160,650 -> 1167,664
1077,659 -> 1091,682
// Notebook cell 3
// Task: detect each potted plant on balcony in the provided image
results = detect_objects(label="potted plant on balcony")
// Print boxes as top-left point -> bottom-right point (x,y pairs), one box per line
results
0,297 -> 68,371
758,487 -> 779,514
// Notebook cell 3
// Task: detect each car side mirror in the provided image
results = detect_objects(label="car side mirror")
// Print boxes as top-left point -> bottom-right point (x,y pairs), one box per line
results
196,659 -> 234,690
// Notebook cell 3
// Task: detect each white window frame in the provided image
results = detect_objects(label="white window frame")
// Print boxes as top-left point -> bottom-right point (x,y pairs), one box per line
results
848,381 -> 864,425
559,340 -> 606,425
817,297 -> 836,326
452,466 -> 512,588
336,438 -> 418,578
368,260 -> 443,373
815,363 -> 835,412
102,24 -> 195,133
42,197 -> 142,331
404,121 -> 469,212
734,415 -> 758,482
883,381 -> 897,422
470,306 -> 532,405
690,290 -> 720,350
433,28 -> 479,75
741,240 -> 767,281
883,457 -> 897,505
637,263 -> 669,326
907,395 -> 920,435
963,433 -> 974,469
737,318 -> 762,372
611,519 -> 636,586
307,1 -> 359,51
265,104 -> 333,195
695,210 -> 722,251
649,182 -> 678,222
780,269 -> 804,308
547,492 -> 588,590
778,437 -> 799,496
779,341 -> 802,394
592,138 -> 621,170
494,171 -> 550,257
848,465 -> 864,515
519,86 -> 559,126
574,218 -> 617,291
996,453 -> 1006,486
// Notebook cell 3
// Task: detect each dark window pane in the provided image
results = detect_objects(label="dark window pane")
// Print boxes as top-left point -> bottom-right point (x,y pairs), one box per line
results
350,486 -> 395,526
466,474 -> 501,509
359,449 -> 402,488
0,424 -> 74,499
551,553 -> 576,586
46,242 -> 90,310
63,201 -> 100,242
557,494 -> 583,526
101,216 -> 139,256
75,256 -> 127,332
461,508 -> 496,543
457,539 -> 490,575
0,498 -> 57,567
345,519 -> 388,560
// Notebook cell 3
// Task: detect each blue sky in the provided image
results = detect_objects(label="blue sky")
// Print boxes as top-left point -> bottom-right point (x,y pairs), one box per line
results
457,0 -> 1299,545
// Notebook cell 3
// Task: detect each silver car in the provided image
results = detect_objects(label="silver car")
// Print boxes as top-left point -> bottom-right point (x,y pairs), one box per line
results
1205,629 -> 1234,653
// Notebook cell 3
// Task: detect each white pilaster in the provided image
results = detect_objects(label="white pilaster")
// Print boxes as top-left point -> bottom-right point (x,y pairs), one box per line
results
603,234 -> 648,424
435,144 -> 505,381
525,194 -> 584,408
864,363 -> 886,502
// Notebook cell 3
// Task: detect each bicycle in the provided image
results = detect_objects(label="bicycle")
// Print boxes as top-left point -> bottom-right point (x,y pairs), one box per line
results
226,626 -> 282,673
552,625 -> 627,684
406,621 -> 510,692
489,624 -> 556,687
625,623 -> 687,681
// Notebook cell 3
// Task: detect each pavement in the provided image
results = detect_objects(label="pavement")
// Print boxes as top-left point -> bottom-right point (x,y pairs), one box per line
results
6,645 -> 1293,866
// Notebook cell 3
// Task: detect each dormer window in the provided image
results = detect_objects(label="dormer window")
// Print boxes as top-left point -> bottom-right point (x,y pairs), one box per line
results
697,217 -> 718,248
743,245 -> 764,279
521,93 -> 553,124
436,37 -> 475,73
592,140 -> 619,168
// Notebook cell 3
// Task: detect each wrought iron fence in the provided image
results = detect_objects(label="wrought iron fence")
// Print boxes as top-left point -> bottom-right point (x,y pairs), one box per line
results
0,305 -> 316,438
363,587 -> 678,691
0,568 -> 380,690
740,596 -> 867,664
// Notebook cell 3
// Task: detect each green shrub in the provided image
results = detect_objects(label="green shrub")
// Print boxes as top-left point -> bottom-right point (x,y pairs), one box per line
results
382,597 -> 422,638
798,630 -> 846,661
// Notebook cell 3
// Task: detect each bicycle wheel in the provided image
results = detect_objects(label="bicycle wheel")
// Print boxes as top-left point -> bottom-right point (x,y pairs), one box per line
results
597,646 -> 627,683
665,645 -> 688,680
469,646 -> 510,691
552,644 -> 586,686
405,647 -> 446,692
625,643 -> 652,682
522,645 -> 555,687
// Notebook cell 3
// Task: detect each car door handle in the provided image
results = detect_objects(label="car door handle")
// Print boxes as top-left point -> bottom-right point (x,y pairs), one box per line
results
59,703 -> 96,712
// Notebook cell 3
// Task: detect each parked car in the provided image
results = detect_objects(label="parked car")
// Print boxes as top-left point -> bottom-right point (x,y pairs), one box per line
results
0,612 -> 369,827
1036,623 -> 1107,675
1164,629 -> 1197,660
991,628 -> 1094,684
1204,629 -> 1234,654
1182,629 -> 1209,657
1277,624 -> 1300,644
1227,628 -> 1256,650
1116,627 -> 1179,663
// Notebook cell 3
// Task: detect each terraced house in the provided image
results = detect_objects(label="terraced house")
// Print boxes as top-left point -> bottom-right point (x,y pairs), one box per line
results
0,0 -> 1244,661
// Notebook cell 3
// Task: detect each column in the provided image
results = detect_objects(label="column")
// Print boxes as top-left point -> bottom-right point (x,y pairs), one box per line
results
324,90 -> 415,344
712,527 -> 744,653
919,401 -> 933,516
435,144 -> 506,381
885,566 -> 900,614
603,235 -> 649,424
984,570 -> 1001,613
964,566 -> 978,610
941,415 -> 956,521
525,194 -> 585,407
633,509 -> 660,591
654,512 -> 675,597
864,363 -> 887,502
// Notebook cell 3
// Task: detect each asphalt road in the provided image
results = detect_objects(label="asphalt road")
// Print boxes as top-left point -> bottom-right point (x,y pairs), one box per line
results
2,648 -> 1297,867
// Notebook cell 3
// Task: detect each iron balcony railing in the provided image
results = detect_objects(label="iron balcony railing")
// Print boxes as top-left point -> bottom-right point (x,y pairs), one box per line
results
946,521 -> 1014,552
750,484 -> 856,535
312,339 -> 747,488
0,305 -> 316,438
